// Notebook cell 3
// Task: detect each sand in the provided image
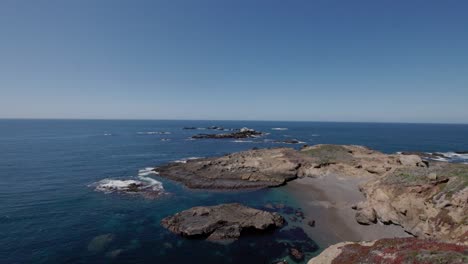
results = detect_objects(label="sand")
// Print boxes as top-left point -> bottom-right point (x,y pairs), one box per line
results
284,175 -> 410,248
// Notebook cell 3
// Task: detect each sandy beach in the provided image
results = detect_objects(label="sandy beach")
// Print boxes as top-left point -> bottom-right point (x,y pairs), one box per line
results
284,174 -> 410,248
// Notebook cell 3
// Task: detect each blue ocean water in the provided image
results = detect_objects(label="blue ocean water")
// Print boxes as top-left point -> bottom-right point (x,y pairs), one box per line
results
1,119 -> 468,263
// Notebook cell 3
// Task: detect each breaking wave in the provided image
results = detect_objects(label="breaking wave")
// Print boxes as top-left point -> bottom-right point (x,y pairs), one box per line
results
271,128 -> 288,131
92,167 -> 164,194
173,157 -> 202,163
428,152 -> 468,163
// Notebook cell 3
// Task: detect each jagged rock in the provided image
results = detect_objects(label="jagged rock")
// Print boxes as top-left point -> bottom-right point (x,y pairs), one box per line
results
160,203 -> 284,241
307,220 -> 316,227
355,206 -> 377,225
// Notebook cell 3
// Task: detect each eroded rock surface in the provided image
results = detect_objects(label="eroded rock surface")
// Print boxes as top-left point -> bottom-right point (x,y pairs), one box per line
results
160,203 -> 284,241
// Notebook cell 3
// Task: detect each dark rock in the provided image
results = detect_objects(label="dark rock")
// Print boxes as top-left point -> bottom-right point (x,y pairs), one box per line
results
295,210 -> 305,219
192,127 -> 264,139
273,139 -> 303,144
307,220 -> 315,227
160,203 -> 284,241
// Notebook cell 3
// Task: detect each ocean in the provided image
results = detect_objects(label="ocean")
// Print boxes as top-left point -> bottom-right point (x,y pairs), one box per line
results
1,119 -> 468,263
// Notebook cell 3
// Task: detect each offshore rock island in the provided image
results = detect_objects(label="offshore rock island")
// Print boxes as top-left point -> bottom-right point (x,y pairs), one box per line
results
156,144 -> 468,263
161,203 -> 284,241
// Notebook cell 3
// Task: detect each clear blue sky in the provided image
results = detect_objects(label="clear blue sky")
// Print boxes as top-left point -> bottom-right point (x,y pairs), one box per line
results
1,0 -> 467,123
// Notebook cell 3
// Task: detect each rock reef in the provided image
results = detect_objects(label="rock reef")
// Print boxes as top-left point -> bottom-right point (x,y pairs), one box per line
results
191,127 -> 264,139
160,203 -> 284,241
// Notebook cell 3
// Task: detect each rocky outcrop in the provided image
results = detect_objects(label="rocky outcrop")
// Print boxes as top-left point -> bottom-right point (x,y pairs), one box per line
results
354,162 -> 468,244
160,203 -> 284,241
308,238 -> 468,264
156,145 -> 429,189
156,148 -> 303,189
157,144 -> 467,244
191,127 -> 263,139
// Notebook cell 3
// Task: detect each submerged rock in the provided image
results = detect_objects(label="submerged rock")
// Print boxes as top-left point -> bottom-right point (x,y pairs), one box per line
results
289,247 -> 305,261
160,203 -> 284,241
87,234 -> 115,253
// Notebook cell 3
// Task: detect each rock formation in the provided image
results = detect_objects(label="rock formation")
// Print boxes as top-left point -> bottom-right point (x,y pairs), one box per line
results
156,148 -> 302,189
160,203 -> 284,241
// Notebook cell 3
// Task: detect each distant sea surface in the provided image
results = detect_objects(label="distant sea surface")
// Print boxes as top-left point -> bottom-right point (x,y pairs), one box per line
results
1,119 -> 468,263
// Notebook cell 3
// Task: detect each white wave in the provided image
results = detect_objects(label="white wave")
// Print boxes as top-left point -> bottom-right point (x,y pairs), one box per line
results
173,157 -> 202,163
233,140 -> 254,143
138,167 -> 159,176
103,133 -> 112,136
137,176 -> 163,191
271,128 -> 288,131
311,134 -> 320,137
438,152 -> 467,159
94,179 -> 143,193
429,156 -> 449,162
437,152 -> 468,159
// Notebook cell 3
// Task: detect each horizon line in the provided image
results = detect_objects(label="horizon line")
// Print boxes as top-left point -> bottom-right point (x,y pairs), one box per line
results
1,117 -> 467,125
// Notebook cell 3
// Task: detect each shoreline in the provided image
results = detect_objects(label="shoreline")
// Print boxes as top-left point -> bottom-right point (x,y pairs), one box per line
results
283,175 -> 410,248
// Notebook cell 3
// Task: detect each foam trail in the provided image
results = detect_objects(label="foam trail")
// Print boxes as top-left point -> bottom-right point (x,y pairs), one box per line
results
271,128 -> 288,131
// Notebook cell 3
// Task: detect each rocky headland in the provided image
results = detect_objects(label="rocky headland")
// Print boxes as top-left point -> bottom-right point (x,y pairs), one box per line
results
160,203 -> 284,241
156,144 -> 468,262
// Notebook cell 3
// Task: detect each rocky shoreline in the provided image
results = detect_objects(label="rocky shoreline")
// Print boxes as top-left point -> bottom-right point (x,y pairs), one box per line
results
155,144 -> 468,263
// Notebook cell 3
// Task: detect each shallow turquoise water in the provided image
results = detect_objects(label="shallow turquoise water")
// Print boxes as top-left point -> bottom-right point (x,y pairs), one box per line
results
1,120 -> 467,263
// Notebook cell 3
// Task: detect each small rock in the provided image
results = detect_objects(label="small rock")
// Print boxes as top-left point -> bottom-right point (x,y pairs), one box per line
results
355,207 -> 377,225
289,216 -> 298,222
289,247 -> 304,261
274,260 -> 288,264
307,220 -> 316,227
295,210 -> 305,218
427,172 -> 437,181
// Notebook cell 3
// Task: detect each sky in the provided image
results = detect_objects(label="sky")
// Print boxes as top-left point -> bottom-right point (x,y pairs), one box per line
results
1,0 -> 467,123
